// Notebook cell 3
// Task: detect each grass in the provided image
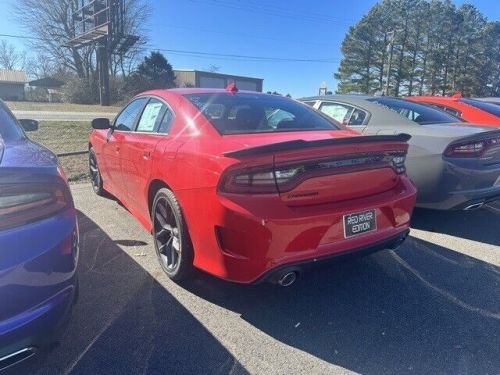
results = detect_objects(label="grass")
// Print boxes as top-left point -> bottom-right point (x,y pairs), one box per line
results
28,121 -> 91,183
6,101 -> 120,113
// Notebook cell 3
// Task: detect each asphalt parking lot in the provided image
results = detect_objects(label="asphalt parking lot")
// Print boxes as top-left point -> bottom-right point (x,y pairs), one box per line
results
17,184 -> 500,375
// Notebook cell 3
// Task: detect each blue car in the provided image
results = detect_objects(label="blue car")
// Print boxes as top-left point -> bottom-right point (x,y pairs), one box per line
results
0,101 -> 79,371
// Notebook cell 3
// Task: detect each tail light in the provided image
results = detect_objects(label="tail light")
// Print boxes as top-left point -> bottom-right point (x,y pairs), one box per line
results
391,154 -> 406,174
220,166 -> 280,194
220,152 -> 407,194
0,182 -> 71,231
444,136 -> 500,158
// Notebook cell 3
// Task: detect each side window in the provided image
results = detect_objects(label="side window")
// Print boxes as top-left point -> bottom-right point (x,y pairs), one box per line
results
395,108 -> 418,121
302,101 -> 316,107
136,98 -> 167,133
158,108 -> 174,134
444,108 -> 461,117
115,98 -> 147,131
429,104 -> 461,117
319,102 -> 354,124
347,109 -> 367,126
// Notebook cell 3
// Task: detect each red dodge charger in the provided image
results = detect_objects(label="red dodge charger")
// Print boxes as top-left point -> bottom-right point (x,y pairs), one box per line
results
405,94 -> 500,127
89,87 -> 417,285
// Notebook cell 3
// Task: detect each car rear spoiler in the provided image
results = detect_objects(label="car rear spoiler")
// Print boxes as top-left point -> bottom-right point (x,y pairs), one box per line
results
224,134 -> 412,158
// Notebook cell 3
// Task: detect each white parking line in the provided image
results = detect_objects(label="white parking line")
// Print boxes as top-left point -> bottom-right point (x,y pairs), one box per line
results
410,228 -> 500,266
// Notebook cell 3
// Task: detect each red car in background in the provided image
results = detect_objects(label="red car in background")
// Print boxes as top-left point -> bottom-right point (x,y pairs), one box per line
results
88,87 -> 416,285
405,94 -> 500,127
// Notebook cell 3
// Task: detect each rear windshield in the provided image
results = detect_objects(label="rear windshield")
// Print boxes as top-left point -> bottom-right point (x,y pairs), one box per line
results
368,97 -> 461,125
0,101 -> 24,141
184,93 -> 339,134
459,98 -> 500,117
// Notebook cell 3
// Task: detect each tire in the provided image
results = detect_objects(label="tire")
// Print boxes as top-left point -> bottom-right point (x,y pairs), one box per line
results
152,188 -> 194,281
89,147 -> 104,196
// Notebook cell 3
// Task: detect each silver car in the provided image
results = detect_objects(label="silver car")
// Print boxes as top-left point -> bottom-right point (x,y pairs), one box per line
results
475,97 -> 500,106
299,95 -> 500,210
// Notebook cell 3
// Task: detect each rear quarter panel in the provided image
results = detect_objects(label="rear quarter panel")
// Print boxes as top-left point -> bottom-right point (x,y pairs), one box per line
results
361,120 -> 450,198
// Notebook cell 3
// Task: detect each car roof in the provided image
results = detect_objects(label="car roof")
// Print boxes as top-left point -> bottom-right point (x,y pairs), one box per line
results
408,96 -> 459,101
299,94 -> 418,126
140,88 -> 271,97
473,97 -> 500,103
300,94 -> 373,104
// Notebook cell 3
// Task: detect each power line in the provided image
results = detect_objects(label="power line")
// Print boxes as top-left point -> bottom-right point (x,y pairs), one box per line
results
163,51 -> 338,64
186,0 -> 356,26
146,46 -> 338,63
0,33 -> 45,41
234,0 -> 358,23
153,23 -> 333,47
0,33 -> 340,64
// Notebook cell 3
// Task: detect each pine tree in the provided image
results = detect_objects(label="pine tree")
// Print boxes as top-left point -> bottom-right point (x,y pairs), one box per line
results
124,52 -> 176,95
335,0 -> 499,97
335,4 -> 386,94
479,22 -> 500,96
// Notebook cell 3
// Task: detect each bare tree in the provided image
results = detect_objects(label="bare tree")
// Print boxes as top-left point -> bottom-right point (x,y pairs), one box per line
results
207,64 -> 221,73
13,0 -> 150,80
0,40 -> 25,70
24,53 -> 68,80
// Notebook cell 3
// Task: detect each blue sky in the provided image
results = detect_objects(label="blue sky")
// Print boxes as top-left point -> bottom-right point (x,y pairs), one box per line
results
0,0 -> 499,97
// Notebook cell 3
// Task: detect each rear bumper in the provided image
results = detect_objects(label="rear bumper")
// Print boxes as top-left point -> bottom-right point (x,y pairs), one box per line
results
179,177 -> 416,283
417,183 -> 500,210
0,286 -> 75,370
253,229 -> 410,284
448,185 -> 500,210
0,209 -> 79,368
411,155 -> 500,210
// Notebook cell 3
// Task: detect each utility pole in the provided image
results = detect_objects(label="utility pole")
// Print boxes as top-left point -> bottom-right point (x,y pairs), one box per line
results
97,39 -> 110,106
384,30 -> 396,96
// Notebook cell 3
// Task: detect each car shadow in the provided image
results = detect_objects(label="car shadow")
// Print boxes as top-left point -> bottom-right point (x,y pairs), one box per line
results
20,211 -> 248,375
411,207 -> 500,246
180,237 -> 500,375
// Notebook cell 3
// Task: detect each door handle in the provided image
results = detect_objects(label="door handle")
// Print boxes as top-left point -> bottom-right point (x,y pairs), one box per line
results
115,146 -> 120,153
143,151 -> 151,159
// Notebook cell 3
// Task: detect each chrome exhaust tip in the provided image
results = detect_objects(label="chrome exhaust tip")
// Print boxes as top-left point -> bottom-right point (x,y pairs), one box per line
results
0,347 -> 37,371
277,271 -> 298,287
464,202 -> 484,211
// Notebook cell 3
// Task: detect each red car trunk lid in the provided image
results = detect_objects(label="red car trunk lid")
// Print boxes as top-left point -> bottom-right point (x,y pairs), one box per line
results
224,134 -> 410,205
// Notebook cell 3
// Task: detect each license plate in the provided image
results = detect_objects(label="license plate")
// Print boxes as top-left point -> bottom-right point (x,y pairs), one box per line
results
343,209 -> 377,238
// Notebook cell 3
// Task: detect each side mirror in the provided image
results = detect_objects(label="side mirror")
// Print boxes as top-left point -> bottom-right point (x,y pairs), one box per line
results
19,119 -> 39,132
92,118 -> 111,130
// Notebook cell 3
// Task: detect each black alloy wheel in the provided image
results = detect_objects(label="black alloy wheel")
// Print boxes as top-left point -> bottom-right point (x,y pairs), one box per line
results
89,148 -> 104,195
152,188 -> 194,280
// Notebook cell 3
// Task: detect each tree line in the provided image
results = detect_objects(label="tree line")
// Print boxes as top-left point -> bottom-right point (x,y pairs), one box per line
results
335,0 -> 500,97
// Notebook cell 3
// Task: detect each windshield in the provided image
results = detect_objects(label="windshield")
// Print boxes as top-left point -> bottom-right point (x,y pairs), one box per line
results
460,98 -> 500,117
0,101 -> 24,141
184,93 -> 339,135
368,97 -> 461,125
